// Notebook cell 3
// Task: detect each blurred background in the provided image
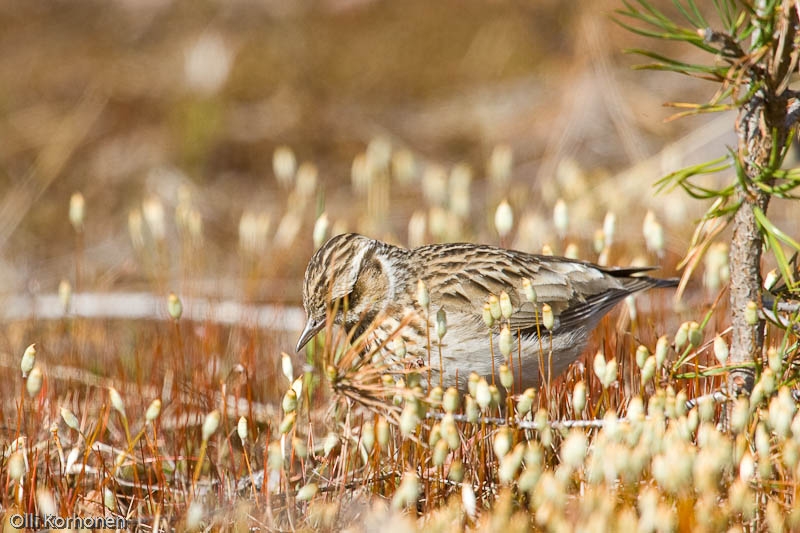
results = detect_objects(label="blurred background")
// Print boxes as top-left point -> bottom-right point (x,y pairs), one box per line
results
0,0 -> 738,312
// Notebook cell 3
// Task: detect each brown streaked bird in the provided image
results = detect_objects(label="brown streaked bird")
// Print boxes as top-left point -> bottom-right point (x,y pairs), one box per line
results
296,233 -> 677,390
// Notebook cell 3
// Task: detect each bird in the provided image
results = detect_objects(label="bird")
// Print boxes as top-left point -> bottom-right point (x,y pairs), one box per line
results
296,233 -> 677,391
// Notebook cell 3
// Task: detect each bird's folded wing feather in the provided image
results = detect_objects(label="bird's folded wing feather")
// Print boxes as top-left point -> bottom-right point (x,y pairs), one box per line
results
421,246 -> 634,334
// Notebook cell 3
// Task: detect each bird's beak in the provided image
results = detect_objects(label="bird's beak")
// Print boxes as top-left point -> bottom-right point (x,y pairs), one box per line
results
296,318 -> 325,352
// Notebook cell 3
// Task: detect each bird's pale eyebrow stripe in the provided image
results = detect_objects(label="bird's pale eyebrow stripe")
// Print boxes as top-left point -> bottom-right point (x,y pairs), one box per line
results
348,240 -> 370,272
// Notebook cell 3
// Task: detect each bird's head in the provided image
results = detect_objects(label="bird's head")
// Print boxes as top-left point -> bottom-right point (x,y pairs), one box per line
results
296,233 -> 401,352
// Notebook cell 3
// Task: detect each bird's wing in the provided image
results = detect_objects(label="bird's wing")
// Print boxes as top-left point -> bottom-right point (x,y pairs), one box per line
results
416,244 -> 646,334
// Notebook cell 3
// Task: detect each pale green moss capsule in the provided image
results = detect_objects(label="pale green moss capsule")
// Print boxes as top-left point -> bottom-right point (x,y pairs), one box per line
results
674,390 -> 688,418
572,381 -> 586,414
687,321 -> 702,347
499,291 -> 513,319
279,412 -> 296,434
499,325 -> 512,359
26,366 -> 43,397
422,165 -> 448,206
323,432 -> 339,456
764,269 -> 779,291
745,301 -> 759,325
61,407 -> 80,431
738,452 -> 755,482
627,396 -> 644,421
428,386 -> 444,405
392,472 -> 419,510
145,399 -> 162,422
492,428 -> 512,459
167,293 -> 183,320
295,162 -> 318,198
641,356 -> 656,383
482,302 -> 494,329
377,417 -> 390,448
592,352 -> 607,382
448,460 -> 464,483
625,294 -> 637,321
407,211 -> 426,248
69,192 -> 85,232
281,352 -> 294,383
296,483 -> 318,501
273,145 -> 297,188
498,445 -> 524,483
750,382 -> 764,408
755,422 -> 770,457
561,429 -> 587,469
465,394 -> 479,423
36,488 -> 57,517
313,213 -> 329,250
461,482 -> 477,520
366,136 -> 391,170
436,308 -> 447,340
533,408 -> 548,432
645,218 -> 664,255
636,345 -> 649,369
282,389 -> 298,414
58,280 -> 72,312
143,196 -> 166,242
103,488 -> 116,512
362,421 -> 375,453
761,368 -> 776,396
488,294 -> 501,321
499,364 -> 513,390
237,416 -> 248,443
392,148 -> 416,185
428,423 -> 442,448
602,359 -> 617,388
109,387 -> 126,417
20,343 -> 36,378
449,162 -> 472,218
399,403 -> 420,437
522,278 -> 537,304
488,144 -> 513,185
267,441 -> 283,471
518,467 -> 540,493
564,242 -> 579,259
593,229 -> 605,255
517,388 -> 536,416
494,199 -> 514,238
553,199 -> 568,238
674,322 -> 689,351
441,414 -> 460,450
416,279 -> 429,308
603,211 -> 616,247
201,410 -> 220,441
128,209 -> 145,250
768,347 -> 783,373
542,304 -> 554,330
8,452 -> 25,480
655,335 -> 669,368
698,396 -> 714,422
489,385 -> 501,409
443,387 -> 460,413
713,335 -> 729,366
468,372 -> 480,398
433,439 -> 449,467
475,378 -> 491,410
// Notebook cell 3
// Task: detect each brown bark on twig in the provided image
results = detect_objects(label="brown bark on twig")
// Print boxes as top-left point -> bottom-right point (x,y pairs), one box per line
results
729,9 -> 798,394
